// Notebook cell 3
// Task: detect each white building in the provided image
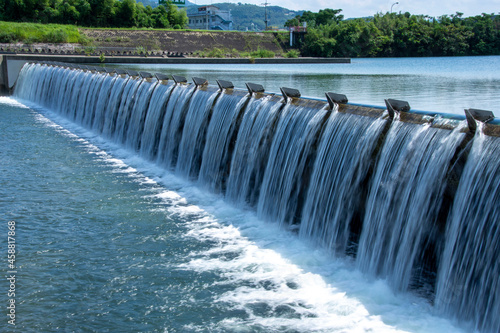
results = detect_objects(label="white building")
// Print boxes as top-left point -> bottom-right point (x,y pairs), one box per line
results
188,6 -> 233,30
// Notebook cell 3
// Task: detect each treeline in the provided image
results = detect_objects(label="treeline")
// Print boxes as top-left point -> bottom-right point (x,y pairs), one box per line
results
286,9 -> 500,57
0,0 -> 187,29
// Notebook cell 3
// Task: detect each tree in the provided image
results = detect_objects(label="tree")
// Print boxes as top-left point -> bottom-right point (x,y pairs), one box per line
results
57,1 -> 81,25
316,8 -> 343,26
115,0 -> 137,27
89,0 -> 115,27
302,27 -> 337,57
136,3 -> 154,28
164,2 -> 187,29
152,5 -> 170,28
284,16 -> 300,28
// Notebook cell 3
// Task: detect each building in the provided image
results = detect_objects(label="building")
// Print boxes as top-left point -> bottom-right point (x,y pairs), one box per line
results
187,6 -> 233,31
159,0 -> 185,5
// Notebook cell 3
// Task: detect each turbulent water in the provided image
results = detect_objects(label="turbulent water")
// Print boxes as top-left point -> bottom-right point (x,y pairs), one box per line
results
2,62 -> 499,332
356,119 -> 466,292
435,127 -> 500,332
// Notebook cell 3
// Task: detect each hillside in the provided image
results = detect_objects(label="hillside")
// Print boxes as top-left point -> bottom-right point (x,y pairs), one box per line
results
185,3 -> 303,31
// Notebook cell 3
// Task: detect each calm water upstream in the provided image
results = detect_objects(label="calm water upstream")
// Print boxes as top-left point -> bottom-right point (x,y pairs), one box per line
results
0,56 -> 497,332
115,55 -> 500,117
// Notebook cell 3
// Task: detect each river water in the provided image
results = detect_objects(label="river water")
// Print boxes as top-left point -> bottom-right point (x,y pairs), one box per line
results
1,56 -> 497,332
114,55 -> 500,117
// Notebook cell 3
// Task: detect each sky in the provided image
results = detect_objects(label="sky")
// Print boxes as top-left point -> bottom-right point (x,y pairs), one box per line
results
192,0 -> 500,18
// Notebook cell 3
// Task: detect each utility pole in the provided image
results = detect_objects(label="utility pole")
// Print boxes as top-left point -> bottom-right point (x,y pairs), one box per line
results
261,1 -> 269,30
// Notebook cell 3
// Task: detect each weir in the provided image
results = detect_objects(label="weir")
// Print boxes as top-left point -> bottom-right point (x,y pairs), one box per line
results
12,62 -> 500,333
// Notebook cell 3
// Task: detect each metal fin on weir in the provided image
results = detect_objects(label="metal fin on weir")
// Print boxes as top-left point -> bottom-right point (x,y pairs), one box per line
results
115,69 -> 128,75
465,108 -> 495,133
192,77 -> 208,86
139,71 -> 153,79
280,87 -> 301,102
387,99 -> 411,112
326,92 -> 348,110
245,82 -> 265,94
217,79 -> 234,91
172,75 -> 187,84
155,73 -> 169,81
384,99 -> 411,119
126,70 -> 140,77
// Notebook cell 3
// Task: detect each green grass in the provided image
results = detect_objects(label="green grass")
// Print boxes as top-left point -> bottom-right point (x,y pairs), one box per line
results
250,48 -> 275,58
285,49 -> 300,58
0,21 -> 83,44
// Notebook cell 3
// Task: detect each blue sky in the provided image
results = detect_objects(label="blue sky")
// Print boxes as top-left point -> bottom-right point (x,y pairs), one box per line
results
193,0 -> 500,18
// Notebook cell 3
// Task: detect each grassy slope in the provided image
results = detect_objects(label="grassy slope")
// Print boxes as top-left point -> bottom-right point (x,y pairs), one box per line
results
0,21 -> 82,43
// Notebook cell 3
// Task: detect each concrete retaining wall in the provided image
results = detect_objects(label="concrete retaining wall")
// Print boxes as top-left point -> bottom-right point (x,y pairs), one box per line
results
0,56 -> 8,95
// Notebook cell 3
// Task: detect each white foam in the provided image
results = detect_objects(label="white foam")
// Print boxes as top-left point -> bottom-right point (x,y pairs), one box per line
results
177,214 -> 404,332
0,96 -> 31,108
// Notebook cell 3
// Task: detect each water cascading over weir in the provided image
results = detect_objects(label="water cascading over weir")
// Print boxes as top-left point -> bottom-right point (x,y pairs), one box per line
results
13,62 -> 500,333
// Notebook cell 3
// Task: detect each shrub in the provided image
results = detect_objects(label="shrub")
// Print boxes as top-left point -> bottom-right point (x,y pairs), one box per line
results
84,46 -> 96,55
206,47 -> 225,58
250,48 -> 275,58
135,46 -> 147,55
0,31 -> 16,43
45,29 -> 69,43
78,35 -> 93,46
285,49 -> 300,58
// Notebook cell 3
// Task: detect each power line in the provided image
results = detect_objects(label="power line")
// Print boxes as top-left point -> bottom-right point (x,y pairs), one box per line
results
261,1 -> 270,30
